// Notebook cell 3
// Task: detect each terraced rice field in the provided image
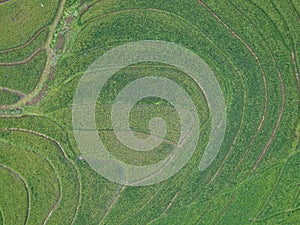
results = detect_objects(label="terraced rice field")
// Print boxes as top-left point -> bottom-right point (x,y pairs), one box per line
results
0,0 -> 299,224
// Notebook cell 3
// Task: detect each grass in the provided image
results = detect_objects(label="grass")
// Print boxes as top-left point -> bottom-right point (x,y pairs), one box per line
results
0,209 -> 2,225
0,0 -> 59,50
95,62 -> 208,166
0,50 -> 47,94
0,141 -> 59,225
0,0 -> 299,224
79,0 -> 148,25
0,91 -> 20,106
0,166 -> 28,225
0,117 -> 80,224
0,28 -> 48,63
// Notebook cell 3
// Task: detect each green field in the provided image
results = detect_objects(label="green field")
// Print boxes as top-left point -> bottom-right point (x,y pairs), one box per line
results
0,0 -> 58,50
0,91 -> 20,105
0,50 -> 47,94
0,0 -> 299,224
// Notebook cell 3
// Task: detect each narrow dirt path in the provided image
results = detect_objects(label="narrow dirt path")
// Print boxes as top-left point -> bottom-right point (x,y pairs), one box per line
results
292,50 -> 300,101
0,163 -> 30,225
288,0 -> 300,23
195,2 -> 286,224
0,48 -> 45,66
0,127 -> 81,224
226,1 -> 285,177
163,191 -> 180,213
99,185 -> 125,224
6,0 -> 66,108
0,27 -> 46,53
0,0 -> 10,5
197,0 -> 269,185
0,87 -> 25,98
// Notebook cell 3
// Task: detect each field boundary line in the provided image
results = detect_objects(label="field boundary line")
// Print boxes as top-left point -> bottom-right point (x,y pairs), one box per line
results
1,138 -> 62,225
227,0 -> 285,178
252,50 -> 285,171
6,0 -> 66,108
0,127 -> 81,224
0,48 -> 45,66
253,207 -> 300,223
288,0 -> 300,23
196,1 -> 279,222
197,1 -> 286,223
0,87 -> 25,98
249,0 -> 285,172
197,0 -> 269,185
99,185 -> 125,224
0,163 -> 30,225
0,27 -> 47,53
127,120 -> 211,224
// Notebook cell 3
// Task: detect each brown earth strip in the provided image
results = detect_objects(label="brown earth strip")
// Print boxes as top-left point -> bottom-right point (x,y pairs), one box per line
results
0,87 -> 25,98
197,0 -> 269,185
288,0 -> 300,23
0,47 -> 45,66
99,185 -> 125,224
196,2 -> 286,224
7,0 -> 66,108
0,27 -> 47,53
0,163 -> 30,225
0,127 -> 81,224
0,0 -> 10,5
227,1 -> 285,177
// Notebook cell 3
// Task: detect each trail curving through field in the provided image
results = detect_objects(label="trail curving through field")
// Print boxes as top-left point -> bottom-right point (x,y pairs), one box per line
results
3,0 -> 66,109
0,87 -> 25,98
0,163 -> 30,225
195,1 -> 287,224
227,0 -> 286,177
0,27 -> 47,53
197,0 -> 269,185
0,48 -> 45,66
0,127 -> 81,224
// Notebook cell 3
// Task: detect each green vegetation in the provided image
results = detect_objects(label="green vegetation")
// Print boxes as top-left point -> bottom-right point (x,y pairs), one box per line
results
0,50 -> 47,94
0,166 -> 28,225
0,0 -> 299,224
0,141 -> 59,224
0,28 -> 48,63
0,91 -> 20,105
94,62 -> 209,166
0,0 -> 59,50
0,209 -> 3,225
